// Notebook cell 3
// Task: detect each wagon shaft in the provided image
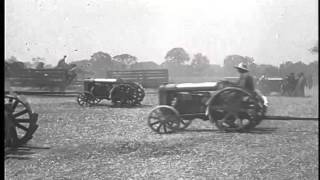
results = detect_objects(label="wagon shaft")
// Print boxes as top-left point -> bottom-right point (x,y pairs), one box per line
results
264,115 -> 318,121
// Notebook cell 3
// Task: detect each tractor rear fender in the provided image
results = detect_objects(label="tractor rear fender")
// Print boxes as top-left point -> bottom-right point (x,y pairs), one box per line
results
204,87 -> 254,116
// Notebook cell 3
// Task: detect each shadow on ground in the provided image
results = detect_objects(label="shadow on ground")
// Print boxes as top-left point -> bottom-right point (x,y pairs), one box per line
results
87,103 -> 153,109
177,127 -> 278,135
5,144 -> 50,160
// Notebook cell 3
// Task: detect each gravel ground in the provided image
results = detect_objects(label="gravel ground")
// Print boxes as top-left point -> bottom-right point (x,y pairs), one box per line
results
5,90 -> 318,180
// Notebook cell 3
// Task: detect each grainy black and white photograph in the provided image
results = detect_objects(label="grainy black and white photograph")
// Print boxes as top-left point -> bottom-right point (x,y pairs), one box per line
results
5,0 -> 318,179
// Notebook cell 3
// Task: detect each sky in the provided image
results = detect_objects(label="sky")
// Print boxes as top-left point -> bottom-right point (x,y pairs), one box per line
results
5,0 -> 318,66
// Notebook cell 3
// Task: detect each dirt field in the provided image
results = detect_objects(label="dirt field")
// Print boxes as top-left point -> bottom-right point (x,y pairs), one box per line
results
5,88 -> 318,179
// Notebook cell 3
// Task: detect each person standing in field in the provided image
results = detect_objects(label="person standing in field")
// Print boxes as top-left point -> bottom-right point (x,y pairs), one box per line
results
306,74 -> 313,89
293,72 -> 307,97
288,72 -> 297,95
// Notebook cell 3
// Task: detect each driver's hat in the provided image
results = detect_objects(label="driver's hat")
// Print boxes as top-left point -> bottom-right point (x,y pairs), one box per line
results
234,62 -> 249,72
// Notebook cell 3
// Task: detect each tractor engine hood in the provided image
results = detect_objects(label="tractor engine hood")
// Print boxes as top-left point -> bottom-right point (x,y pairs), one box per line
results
159,82 -> 219,92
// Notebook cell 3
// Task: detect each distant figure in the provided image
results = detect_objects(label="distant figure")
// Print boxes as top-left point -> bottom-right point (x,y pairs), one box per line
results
287,72 -> 297,96
293,72 -> 307,97
234,62 -> 255,92
306,74 -> 313,89
56,55 -> 68,69
257,75 -> 267,94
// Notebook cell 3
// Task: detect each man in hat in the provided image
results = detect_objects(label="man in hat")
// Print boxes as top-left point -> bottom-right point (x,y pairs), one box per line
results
219,63 -> 256,128
234,62 -> 255,92
56,55 -> 68,69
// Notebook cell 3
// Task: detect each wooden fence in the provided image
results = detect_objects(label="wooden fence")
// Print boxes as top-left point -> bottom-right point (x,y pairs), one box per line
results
106,69 -> 169,88
6,69 -> 74,90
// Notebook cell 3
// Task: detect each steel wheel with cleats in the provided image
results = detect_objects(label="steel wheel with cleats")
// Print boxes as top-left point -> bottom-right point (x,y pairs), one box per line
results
77,92 -> 95,107
110,84 -> 137,106
147,105 -> 180,134
5,95 -> 38,147
207,87 -> 263,132
129,83 -> 145,104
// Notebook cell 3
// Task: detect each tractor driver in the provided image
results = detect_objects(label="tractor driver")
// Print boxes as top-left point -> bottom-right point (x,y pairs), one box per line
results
234,62 -> 255,92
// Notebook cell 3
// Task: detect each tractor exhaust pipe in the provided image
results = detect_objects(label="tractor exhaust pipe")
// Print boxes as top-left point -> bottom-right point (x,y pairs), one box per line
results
264,115 -> 318,121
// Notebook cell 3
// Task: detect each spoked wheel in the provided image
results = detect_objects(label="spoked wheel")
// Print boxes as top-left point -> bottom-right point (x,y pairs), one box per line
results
77,92 -> 95,107
207,88 -> 264,132
147,105 -> 180,134
110,84 -> 137,106
176,119 -> 192,130
129,83 -> 145,105
5,95 -> 38,147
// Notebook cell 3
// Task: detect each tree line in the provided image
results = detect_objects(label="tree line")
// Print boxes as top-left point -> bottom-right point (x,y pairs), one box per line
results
5,44 -> 318,85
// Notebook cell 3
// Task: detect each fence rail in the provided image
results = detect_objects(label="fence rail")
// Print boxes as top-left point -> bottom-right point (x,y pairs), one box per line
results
107,69 -> 169,88
5,89 -> 158,97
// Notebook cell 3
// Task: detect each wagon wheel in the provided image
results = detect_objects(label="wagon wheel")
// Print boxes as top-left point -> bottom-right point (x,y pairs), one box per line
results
5,95 -> 38,147
207,88 -> 263,132
110,84 -> 137,106
129,83 -> 145,104
77,92 -> 95,107
147,105 -> 180,134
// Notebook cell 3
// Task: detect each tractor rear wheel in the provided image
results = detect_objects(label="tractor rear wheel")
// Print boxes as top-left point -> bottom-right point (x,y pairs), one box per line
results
110,84 -> 138,106
129,83 -> 145,105
207,88 -> 264,132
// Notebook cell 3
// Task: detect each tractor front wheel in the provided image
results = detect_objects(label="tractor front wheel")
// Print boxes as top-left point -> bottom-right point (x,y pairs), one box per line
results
147,105 -> 180,134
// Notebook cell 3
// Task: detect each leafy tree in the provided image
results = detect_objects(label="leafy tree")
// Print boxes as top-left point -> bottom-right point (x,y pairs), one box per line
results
309,42 -> 318,54
32,57 -> 46,63
6,56 -> 18,63
191,53 -> 210,75
223,55 -> 254,76
257,64 -> 280,77
113,54 -> 138,68
6,61 -> 26,73
44,64 -> 53,68
31,57 -> 46,68
89,51 -> 112,77
164,47 -> 190,65
36,62 -> 45,69
90,51 -> 112,64
130,61 -> 160,70
280,61 -> 305,75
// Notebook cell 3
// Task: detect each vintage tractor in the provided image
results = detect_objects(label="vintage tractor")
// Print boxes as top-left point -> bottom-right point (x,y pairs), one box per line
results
147,81 -> 317,134
5,95 -> 39,147
77,78 -> 145,107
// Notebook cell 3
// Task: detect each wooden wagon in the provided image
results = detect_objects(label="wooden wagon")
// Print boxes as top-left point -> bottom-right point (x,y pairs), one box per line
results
6,69 -> 77,91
